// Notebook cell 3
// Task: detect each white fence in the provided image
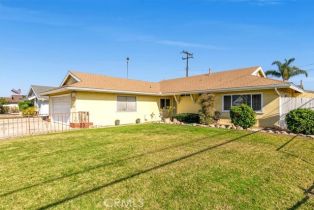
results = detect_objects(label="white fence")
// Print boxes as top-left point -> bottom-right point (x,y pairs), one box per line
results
279,97 -> 314,128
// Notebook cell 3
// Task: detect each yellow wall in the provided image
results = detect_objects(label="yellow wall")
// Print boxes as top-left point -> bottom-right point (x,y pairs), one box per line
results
49,88 -> 299,127
295,91 -> 314,98
176,89 -> 280,127
176,95 -> 200,113
74,92 -> 162,126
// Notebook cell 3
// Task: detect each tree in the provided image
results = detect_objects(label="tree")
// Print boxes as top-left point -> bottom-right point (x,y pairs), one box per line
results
198,93 -> 215,125
265,58 -> 308,82
0,98 -> 8,105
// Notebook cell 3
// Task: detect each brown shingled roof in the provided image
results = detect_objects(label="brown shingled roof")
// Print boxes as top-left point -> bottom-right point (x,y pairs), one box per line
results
46,66 -> 290,95
69,71 -> 161,94
159,66 -> 285,94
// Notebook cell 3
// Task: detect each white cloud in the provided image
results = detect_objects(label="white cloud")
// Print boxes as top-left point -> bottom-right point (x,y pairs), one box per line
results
156,40 -> 225,50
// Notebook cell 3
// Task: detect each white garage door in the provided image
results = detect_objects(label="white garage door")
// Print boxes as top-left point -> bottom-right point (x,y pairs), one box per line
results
51,95 -> 71,124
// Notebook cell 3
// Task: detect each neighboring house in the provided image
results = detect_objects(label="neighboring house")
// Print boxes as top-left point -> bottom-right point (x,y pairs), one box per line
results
42,66 -> 314,128
2,94 -> 26,110
28,85 -> 55,116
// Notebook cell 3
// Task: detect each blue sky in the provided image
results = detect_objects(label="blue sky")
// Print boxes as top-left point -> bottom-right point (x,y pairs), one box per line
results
1,0 -> 314,96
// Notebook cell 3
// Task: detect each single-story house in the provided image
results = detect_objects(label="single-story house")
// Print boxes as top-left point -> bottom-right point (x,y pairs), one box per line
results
28,85 -> 55,116
42,66 -> 314,128
2,94 -> 26,112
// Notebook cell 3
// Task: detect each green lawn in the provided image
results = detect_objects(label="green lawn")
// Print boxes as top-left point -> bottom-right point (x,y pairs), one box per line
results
0,124 -> 313,209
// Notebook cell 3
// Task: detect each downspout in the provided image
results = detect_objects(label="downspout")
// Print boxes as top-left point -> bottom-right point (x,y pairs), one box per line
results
275,88 -> 282,128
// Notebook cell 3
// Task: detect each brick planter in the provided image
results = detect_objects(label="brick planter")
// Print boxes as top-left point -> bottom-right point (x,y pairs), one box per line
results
70,122 -> 93,128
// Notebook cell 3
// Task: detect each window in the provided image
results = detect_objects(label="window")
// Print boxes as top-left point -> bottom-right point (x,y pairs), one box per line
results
223,94 -> 262,112
117,96 -> 137,112
160,99 -> 170,109
252,94 -> 262,111
223,95 -> 231,111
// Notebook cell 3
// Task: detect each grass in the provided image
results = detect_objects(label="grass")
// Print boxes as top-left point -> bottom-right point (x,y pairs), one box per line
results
0,124 -> 313,209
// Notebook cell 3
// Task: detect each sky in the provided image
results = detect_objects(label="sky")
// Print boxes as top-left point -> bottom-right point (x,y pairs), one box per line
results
1,0 -> 314,96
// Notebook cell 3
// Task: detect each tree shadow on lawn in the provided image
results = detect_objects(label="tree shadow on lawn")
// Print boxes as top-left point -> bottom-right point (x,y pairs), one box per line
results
276,135 -> 314,166
288,183 -> 314,210
276,136 -> 297,151
36,131 -> 260,209
1,130 -> 234,197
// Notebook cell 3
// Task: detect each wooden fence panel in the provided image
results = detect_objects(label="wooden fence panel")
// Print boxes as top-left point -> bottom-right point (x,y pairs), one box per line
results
279,97 -> 314,128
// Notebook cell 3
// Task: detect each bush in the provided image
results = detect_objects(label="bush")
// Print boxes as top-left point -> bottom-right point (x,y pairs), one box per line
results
160,106 -> 175,120
174,113 -> 200,124
115,119 -> 120,126
10,107 -> 19,113
18,100 -> 33,111
22,107 -> 37,116
198,93 -> 215,125
230,104 -> 256,129
0,105 -> 10,114
286,108 -> 314,135
0,98 -> 8,105
213,111 -> 221,122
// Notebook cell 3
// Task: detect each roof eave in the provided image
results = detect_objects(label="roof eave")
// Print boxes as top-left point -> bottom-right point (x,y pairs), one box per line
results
42,86 -> 161,96
160,84 -> 298,95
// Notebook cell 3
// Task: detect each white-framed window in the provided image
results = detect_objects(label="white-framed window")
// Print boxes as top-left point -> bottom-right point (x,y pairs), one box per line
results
117,96 -> 137,112
223,94 -> 262,112
160,98 -> 170,109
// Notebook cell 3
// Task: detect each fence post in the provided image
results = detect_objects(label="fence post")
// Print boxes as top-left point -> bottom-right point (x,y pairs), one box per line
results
28,116 -> 30,135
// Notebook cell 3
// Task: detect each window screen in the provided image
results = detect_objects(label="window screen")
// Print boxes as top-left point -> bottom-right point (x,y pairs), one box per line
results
223,95 -> 231,111
223,94 -> 262,112
117,96 -> 137,112
252,94 -> 262,111
160,99 -> 170,109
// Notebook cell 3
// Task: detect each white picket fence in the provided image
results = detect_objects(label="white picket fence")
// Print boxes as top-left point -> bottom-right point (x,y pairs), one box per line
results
279,97 -> 314,128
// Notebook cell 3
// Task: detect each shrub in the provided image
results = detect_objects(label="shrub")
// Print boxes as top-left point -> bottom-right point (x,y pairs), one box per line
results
0,98 -> 8,105
10,107 -> 19,113
286,108 -> 314,135
160,106 -> 175,120
230,104 -> 256,129
0,105 -> 10,114
22,107 -> 37,117
198,93 -> 215,125
136,118 -> 141,124
18,100 -> 33,111
213,111 -> 221,122
174,113 -> 200,124
115,119 -> 120,126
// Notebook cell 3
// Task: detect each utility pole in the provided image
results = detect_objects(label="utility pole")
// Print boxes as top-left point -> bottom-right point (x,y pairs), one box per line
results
126,57 -> 130,79
181,50 -> 193,77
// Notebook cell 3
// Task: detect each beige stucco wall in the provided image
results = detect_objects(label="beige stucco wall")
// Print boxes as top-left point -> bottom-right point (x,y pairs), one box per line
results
176,95 -> 200,113
176,89 -> 280,127
73,92 -> 162,126
295,91 -> 314,98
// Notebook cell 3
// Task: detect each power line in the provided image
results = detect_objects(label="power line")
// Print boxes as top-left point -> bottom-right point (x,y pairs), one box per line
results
181,50 -> 193,77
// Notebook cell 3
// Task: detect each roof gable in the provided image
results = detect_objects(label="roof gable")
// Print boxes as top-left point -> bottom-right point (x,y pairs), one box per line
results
60,71 -> 81,87
28,85 -> 56,100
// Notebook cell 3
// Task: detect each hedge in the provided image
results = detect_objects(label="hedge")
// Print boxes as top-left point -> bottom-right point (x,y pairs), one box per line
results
230,104 -> 256,129
174,113 -> 200,124
286,108 -> 314,135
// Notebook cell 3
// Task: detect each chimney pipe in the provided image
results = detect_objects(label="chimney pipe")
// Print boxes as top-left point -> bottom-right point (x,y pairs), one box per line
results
300,80 -> 304,89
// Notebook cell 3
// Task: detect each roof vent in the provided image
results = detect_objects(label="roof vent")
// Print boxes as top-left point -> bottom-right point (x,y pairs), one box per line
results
300,80 -> 304,89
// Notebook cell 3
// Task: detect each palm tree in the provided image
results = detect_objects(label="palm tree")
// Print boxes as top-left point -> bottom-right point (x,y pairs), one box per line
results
265,58 -> 308,82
